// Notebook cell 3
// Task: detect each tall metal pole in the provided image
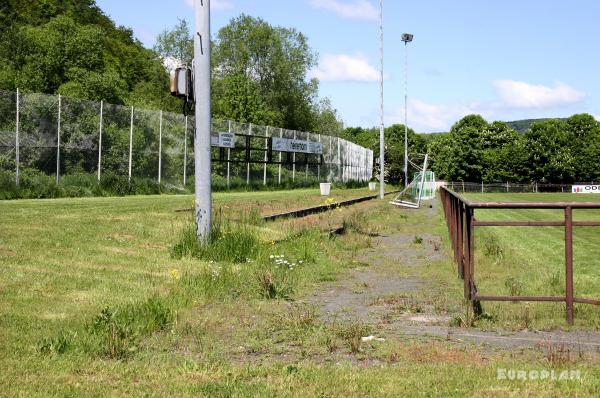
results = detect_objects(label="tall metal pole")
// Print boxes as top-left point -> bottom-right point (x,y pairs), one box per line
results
97,100 -> 103,182
378,0 -> 385,199
247,123 -> 251,185
194,0 -> 212,239
128,106 -> 133,183
56,94 -> 61,184
404,41 -> 409,188
227,120 -> 231,188
183,116 -> 188,187
158,110 -> 163,184
15,88 -> 20,186
401,33 -> 414,188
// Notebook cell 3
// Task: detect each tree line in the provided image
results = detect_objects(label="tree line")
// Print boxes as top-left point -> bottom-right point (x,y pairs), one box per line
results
0,1 -> 344,137
344,114 -> 600,184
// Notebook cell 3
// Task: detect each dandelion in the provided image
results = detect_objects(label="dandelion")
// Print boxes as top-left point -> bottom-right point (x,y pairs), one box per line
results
169,268 -> 181,280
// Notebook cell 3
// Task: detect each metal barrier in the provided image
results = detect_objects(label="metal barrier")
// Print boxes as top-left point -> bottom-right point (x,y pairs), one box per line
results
440,186 -> 600,325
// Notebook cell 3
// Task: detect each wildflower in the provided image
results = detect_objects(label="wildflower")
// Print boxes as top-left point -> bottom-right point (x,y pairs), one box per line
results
169,268 -> 181,280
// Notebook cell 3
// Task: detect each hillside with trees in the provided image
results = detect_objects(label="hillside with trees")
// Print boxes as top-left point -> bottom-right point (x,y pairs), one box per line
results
0,2 -> 345,135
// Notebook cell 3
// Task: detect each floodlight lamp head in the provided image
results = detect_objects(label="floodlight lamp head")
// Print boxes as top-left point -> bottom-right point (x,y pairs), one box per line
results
401,33 -> 414,43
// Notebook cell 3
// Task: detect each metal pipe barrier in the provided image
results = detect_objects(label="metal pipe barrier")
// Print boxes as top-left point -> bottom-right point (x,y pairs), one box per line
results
440,185 -> 600,325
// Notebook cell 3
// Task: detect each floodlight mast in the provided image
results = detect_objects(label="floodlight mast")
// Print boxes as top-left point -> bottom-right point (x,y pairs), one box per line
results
379,0 -> 385,199
401,33 -> 413,188
194,0 -> 212,240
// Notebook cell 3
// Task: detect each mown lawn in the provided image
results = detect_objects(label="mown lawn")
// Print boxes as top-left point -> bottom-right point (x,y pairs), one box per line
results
1,190 -> 600,397
460,193 -> 600,329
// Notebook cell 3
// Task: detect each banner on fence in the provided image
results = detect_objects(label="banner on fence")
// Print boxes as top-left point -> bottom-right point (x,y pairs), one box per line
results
272,137 -> 323,154
572,185 -> 600,194
211,132 -> 236,148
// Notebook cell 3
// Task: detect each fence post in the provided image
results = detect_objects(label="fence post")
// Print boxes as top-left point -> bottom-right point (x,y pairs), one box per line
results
158,110 -> 163,184
247,123 -> 252,185
227,120 -> 231,188
305,132 -> 309,181
15,88 -> 20,186
183,116 -> 188,187
292,130 -> 296,182
278,128 -> 282,185
56,94 -> 61,184
337,137 -> 341,182
263,126 -> 268,185
565,206 -> 574,325
506,181 -> 509,192
317,134 -> 321,181
481,181 -> 484,193
97,100 -> 103,182
128,106 -> 133,183
329,135 -> 333,182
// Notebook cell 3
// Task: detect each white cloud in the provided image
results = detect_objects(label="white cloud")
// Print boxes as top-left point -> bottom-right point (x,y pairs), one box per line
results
184,0 -> 234,11
307,0 -> 378,22
384,80 -> 588,132
310,53 -> 380,82
492,80 -> 585,109
388,100 -> 482,133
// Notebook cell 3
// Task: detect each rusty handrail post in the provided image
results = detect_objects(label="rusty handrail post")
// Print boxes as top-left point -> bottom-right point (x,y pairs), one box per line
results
565,206 -> 574,326
464,206 -> 473,300
458,202 -> 464,278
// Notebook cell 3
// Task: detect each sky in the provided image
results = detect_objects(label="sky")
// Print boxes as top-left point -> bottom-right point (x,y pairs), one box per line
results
96,0 -> 600,132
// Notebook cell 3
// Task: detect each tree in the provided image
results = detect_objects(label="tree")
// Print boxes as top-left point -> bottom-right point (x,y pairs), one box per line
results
212,14 -> 318,130
312,98 -> 344,137
153,18 -> 194,68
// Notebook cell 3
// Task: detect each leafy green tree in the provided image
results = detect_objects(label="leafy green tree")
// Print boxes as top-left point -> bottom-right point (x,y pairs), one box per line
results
564,114 -> 600,181
212,14 -> 318,130
524,119 -> 574,183
153,18 -> 194,67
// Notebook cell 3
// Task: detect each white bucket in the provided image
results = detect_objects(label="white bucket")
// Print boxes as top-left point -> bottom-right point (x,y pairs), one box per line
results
320,183 -> 332,196
368,182 -> 377,191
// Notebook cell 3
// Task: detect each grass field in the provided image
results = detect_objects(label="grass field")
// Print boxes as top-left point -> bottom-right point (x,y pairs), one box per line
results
2,189 -> 600,396
461,193 -> 600,329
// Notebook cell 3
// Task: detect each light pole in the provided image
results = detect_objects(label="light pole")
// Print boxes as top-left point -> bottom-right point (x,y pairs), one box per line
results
194,0 -> 212,240
401,33 -> 413,188
379,0 -> 385,199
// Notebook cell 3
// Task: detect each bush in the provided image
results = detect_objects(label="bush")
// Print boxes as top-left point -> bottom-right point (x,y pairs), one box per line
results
171,216 -> 262,263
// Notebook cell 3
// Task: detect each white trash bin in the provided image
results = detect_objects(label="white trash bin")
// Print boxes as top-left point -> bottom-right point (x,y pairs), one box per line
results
320,183 -> 331,196
368,182 -> 377,191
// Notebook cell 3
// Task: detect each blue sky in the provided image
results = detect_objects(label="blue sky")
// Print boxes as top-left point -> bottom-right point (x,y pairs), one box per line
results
96,0 -> 600,132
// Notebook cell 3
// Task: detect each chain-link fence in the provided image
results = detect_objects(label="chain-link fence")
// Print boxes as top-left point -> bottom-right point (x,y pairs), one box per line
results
0,89 -> 373,189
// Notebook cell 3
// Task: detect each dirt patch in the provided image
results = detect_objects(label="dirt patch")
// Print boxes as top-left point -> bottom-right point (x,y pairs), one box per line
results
302,266 -> 424,323
300,201 -> 600,353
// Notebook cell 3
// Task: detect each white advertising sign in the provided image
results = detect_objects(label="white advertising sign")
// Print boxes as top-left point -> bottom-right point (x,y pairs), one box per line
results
272,137 -> 323,154
211,132 -> 236,148
572,185 -> 600,193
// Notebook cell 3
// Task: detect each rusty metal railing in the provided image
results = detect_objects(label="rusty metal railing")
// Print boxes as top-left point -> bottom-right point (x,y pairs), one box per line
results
440,185 -> 600,325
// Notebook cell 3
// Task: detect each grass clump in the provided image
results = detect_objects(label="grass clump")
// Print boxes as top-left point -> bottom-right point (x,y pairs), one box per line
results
87,297 -> 174,359
171,215 -> 261,263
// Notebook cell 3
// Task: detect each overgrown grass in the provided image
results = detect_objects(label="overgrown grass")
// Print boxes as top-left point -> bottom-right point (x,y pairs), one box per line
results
0,168 -> 370,200
4,191 -> 600,396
